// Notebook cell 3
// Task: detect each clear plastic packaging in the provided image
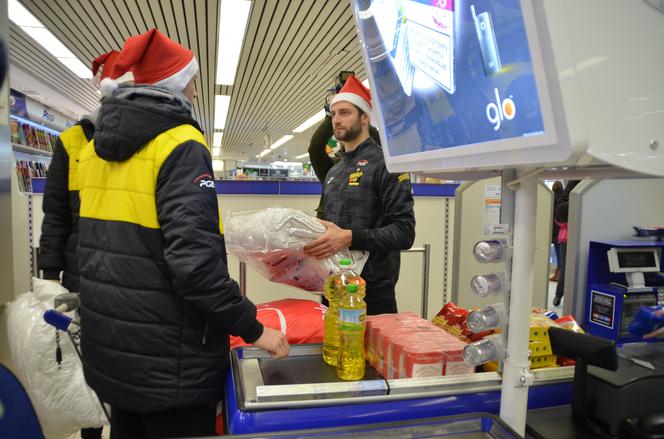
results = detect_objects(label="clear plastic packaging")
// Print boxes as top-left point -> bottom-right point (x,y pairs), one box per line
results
463,334 -> 504,367
225,207 -> 369,292
470,272 -> 507,297
466,303 -> 506,333
473,240 -> 508,263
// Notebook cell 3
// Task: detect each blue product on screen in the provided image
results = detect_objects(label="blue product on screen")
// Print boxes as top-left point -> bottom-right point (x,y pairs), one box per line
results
628,305 -> 664,337
471,4 -> 502,76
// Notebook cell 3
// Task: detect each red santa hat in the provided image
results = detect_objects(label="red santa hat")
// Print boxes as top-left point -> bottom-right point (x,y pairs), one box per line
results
330,75 -> 372,114
100,28 -> 198,96
92,50 -> 135,96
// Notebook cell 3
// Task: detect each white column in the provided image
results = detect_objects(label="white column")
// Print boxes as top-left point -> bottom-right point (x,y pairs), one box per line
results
499,171 -> 538,435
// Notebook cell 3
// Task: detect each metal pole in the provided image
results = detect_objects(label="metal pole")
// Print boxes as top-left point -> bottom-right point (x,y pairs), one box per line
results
239,260 -> 247,297
421,244 -> 430,319
499,171 -> 538,436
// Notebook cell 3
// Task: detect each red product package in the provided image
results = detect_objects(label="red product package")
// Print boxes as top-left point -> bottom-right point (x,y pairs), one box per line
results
230,298 -> 326,349
399,338 -> 447,379
368,313 -> 420,370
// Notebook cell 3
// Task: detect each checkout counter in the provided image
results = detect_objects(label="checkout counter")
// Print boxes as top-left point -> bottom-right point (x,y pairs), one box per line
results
224,344 -> 573,435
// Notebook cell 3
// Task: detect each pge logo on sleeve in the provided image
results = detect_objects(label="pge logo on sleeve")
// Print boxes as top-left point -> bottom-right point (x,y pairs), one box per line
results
193,173 -> 216,189
486,88 -> 516,131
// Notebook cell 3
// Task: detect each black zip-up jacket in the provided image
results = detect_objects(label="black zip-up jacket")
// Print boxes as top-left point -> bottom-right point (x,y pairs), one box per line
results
38,119 -> 95,292
77,86 -> 262,413
308,116 -> 381,218
322,137 -> 415,314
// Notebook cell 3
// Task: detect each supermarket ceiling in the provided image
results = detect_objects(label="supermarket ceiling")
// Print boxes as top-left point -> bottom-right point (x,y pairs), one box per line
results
8,0 -> 368,162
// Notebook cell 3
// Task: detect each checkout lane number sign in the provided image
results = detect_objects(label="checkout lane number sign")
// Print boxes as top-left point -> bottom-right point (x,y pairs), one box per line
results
589,290 -> 616,329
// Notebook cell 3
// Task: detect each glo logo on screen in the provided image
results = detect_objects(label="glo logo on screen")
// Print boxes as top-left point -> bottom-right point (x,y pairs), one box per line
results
486,88 -> 516,131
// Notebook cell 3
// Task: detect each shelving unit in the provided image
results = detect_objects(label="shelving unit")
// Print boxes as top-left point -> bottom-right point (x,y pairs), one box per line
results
12,142 -> 53,158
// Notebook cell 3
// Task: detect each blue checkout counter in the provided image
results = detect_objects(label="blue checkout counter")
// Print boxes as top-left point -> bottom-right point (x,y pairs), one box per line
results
585,240 -> 664,344
224,345 -> 573,435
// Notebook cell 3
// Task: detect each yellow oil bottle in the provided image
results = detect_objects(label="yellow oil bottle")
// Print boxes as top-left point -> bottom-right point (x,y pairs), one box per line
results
322,259 -> 365,366
337,283 -> 367,380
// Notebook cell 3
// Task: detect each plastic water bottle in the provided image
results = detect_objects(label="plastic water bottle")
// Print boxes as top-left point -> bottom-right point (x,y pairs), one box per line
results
466,303 -> 506,333
322,259 -> 366,366
470,272 -> 507,297
338,284 -> 367,380
463,334 -> 504,367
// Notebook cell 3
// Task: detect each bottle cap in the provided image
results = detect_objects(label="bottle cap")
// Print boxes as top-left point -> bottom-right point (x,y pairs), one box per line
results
339,258 -> 352,266
347,284 -> 358,293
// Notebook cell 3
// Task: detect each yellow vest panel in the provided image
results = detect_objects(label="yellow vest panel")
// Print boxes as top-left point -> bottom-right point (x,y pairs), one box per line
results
79,124 -> 208,230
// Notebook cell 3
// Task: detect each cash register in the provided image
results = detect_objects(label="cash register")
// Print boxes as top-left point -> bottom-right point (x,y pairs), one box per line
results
526,328 -> 664,438
585,241 -> 664,344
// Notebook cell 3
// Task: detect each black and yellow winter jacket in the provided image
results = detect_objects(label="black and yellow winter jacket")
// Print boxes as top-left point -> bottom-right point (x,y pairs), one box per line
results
38,119 -> 95,292
77,85 -> 263,413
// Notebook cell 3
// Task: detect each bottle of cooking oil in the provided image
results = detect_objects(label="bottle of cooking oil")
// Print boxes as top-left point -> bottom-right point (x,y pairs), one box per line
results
322,259 -> 366,366
337,283 -> 367,380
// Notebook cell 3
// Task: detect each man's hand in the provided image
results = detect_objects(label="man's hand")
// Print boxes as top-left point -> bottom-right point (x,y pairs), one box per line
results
644,310 -> 664,339
252,327 -> 289,359
303,220 -> 352,259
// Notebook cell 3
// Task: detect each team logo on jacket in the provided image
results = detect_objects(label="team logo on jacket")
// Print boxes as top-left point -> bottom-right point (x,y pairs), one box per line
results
193,173 -> 216,189
348,170 -> 363,186
356,160 -> 368,167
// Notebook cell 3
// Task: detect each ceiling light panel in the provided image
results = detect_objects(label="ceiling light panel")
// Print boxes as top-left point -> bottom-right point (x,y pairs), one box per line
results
270,135 -> 293,150
214,95 -> 231,129
293,109 -> 326,133
8,0 -> 92,78
216,0 -> 252,85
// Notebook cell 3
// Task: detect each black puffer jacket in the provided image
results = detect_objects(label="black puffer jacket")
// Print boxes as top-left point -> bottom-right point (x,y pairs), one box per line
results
38,119 -> 94,292
322,137 -> 415,314
77,85 -> 262,413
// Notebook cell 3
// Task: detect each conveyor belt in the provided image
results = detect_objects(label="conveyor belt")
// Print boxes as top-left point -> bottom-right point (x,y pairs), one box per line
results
231,344 -> 573,411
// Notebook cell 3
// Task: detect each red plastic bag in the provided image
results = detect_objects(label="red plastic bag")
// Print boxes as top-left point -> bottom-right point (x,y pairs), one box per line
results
230,298 -> 326,349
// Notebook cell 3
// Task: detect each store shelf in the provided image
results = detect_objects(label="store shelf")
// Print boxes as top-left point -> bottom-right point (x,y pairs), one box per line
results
12,143 -> 53,158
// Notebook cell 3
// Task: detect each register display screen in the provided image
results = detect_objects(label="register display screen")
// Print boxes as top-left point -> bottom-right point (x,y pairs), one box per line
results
359,0 -> 545,156
617,251 -> 657,269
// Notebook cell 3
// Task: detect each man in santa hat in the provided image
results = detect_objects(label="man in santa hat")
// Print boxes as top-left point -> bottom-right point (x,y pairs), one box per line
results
304,75 -> 415,315
76,29 -> 288,438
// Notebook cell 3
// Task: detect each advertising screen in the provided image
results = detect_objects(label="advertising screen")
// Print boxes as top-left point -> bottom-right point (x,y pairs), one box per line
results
358,0 -> 547,159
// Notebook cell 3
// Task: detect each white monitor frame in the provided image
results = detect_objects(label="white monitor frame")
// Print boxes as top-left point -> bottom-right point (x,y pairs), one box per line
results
354,0 -> 568,173
607,247 -> 661,274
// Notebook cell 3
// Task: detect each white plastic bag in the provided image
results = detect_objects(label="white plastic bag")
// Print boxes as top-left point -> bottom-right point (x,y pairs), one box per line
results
225,207 -> 368,292
6,278 -> 107,439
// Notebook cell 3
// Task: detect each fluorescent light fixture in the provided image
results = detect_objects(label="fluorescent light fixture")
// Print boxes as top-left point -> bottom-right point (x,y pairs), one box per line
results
293,109 -> 326,133
8,0 -> 41,27
258,149 -> 271,158
216,0 -> 251,85
213,131 -> 223,147
214,95 -> 231,129
212,147 -> 221,156
59,57 -> 93,78
212,160 -> 224,171
270,135 -> 293,150
295,153 -> 309,159
8,0 -> 92,78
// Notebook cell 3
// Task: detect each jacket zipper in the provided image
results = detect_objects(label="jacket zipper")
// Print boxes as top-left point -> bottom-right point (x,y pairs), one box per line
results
336,156 -> 351,225
202,320 -> 209,345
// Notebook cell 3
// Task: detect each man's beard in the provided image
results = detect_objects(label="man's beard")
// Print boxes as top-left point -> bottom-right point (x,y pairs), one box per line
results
335,118 -> 362,142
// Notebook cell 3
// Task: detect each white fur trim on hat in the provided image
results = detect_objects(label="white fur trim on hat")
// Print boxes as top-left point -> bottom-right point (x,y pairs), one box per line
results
331,92 -> 371,115
154,56 -> 199,92
100,77 -> 118,97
